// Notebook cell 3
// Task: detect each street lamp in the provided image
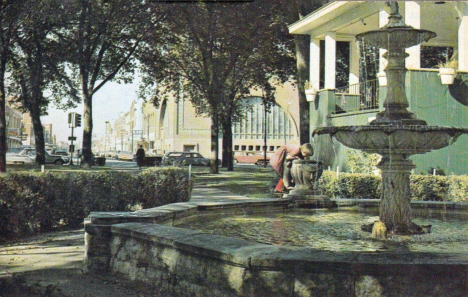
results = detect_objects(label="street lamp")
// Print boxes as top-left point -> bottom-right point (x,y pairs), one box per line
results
105,121 -> 110,153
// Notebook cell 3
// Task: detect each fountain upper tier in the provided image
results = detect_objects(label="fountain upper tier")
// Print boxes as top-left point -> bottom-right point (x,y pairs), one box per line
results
356,27 -> 436,51
353,2 -> 437,125
356,1 -> 436,51
313,126 -> 468,156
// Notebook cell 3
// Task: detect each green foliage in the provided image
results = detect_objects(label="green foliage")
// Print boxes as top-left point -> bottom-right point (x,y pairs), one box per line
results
0,168 -> 191,238
446,175 -> 468,202
316,171 -> 381,199
317,171 -> 468,202
345,149 -> 381,174
410,175 -> 448,201
410,174 -> 468,202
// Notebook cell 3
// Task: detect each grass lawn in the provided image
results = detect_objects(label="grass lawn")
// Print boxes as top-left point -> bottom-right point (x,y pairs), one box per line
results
190,165 -> 279,199
2,164 -> 112,173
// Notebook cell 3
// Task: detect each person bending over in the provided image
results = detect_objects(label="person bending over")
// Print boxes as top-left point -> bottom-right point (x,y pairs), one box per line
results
269,143 -> 314,191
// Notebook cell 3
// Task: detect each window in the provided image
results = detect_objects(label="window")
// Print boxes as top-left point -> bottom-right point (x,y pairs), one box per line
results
421,46 -> 454,69
269,146 -> 274,152
183,145 -> 196,152
255,145 -> 260,151
234,145 -> 239,151
248,145 -> 253,151
241,145 -> 246,151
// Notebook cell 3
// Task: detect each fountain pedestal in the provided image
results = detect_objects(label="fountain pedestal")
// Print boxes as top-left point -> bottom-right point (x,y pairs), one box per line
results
378,155 -> 416,234
284,159 -> 335,208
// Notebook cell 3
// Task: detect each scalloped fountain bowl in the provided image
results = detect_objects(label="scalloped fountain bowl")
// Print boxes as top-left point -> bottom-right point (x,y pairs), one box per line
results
313,125 -> 468,156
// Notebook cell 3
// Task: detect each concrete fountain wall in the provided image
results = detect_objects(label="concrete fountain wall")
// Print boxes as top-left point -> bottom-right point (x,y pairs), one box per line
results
85,199 -> 468,297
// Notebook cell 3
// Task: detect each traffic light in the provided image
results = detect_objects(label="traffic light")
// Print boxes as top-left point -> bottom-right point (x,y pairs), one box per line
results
68,113 -> 73,124
75,114 -> 82,127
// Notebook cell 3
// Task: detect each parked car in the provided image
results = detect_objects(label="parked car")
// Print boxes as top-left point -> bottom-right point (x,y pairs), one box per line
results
104,150 -> 116,158
15,148 -> 70,165
146,149 -> 164,157
116,151 -> 134,161
6,150 -> 35,165
234,152 -> 269,166
52,149 -> 70,156
162,152 -> 210,166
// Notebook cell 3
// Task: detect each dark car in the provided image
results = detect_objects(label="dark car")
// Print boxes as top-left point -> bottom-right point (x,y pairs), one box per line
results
21,148 -> 70,165
161,152 -> 210,166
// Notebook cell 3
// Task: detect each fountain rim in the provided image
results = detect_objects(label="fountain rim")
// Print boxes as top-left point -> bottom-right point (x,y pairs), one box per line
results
88,199 -> 468,257
312,125 -> 468,137
355,27 -> 436,40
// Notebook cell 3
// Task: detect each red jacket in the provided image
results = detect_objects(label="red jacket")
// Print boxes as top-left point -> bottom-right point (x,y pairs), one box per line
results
269,145 -> 302,176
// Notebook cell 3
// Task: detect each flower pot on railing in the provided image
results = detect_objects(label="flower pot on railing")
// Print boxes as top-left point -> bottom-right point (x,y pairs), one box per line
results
377,72 -> 387,87
438,67 -> 456,85
305,88 -> 317,102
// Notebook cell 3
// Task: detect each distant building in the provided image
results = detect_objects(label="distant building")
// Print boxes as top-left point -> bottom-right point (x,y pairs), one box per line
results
125,82 -> 302,158
6,103 -> 23,149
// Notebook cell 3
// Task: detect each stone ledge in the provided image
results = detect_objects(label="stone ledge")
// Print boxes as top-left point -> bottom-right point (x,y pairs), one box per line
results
108,221 -> 468,277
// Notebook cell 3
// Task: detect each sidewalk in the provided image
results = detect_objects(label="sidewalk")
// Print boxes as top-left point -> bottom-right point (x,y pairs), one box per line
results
0,187 -> 259,297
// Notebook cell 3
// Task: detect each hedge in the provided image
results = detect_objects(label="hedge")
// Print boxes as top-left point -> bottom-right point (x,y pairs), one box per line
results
316,171 -> 468,202
316,171 -> 381,199
0,167 -> 191,239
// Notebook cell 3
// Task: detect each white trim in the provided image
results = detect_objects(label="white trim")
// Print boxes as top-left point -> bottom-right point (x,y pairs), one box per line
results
405,2 -> 421,69
325,32 -> 337,90
289,2 -> 359,35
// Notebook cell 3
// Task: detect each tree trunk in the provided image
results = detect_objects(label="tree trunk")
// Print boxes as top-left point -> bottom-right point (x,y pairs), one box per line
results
210,111 -> 219,174
295,34 -> 311,144
221,115 -> 234,171
0,63 -> 7,172
30,108 -> 46,165
81,93 -> 93,168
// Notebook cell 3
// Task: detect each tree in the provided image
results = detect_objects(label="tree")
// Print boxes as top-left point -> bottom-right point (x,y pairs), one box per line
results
140,1 -> 295,173
0,0 -> 32,172
7,0 -> 79,165
284,0 -> 329,144
56,0 -> 163,168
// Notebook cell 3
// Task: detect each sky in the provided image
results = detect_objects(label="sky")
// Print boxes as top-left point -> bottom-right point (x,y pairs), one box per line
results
41,80 -> 142,146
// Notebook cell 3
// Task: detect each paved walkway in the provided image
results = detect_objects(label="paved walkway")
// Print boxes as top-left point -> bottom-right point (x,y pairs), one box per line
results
0,186 -> 259,297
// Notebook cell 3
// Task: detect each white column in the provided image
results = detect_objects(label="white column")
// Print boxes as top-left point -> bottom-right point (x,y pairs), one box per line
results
310,38 -> 321,91
405,1 -> 421,69
458,2 -> 468,72
349,38 -> 359,88
324,32 -> 336,89
379,9 -> 389,72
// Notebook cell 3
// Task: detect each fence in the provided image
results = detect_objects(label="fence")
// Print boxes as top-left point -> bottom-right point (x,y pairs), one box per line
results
333,79 -> 379,114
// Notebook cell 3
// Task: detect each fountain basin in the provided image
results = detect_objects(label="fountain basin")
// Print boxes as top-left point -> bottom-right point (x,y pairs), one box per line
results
313,125 -> 468,156
85,199 -> 468,297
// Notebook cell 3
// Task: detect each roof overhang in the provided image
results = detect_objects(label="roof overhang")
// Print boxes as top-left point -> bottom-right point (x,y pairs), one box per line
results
289,1 -> 368,35
289,1 -> 460,45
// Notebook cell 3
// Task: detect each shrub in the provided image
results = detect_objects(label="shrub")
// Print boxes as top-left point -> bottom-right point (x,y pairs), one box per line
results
317,171 -> 468,201
0,168 -> 191,239
410,175 -> 448,201
316,171 -> 381,199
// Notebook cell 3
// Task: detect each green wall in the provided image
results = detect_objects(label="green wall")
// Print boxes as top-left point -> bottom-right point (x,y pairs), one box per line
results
310,70 -> 468,175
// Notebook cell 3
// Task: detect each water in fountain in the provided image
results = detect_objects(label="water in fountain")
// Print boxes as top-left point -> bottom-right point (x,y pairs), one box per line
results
312,2 -> 468,236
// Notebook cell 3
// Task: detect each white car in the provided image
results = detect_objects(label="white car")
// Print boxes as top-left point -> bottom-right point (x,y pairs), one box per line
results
6,152 -> 35,165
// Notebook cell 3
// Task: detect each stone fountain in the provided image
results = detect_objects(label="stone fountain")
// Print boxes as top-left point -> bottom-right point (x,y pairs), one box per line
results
283,159 -> 335,208
82,3 -> 468,295
313,2 -> 468,236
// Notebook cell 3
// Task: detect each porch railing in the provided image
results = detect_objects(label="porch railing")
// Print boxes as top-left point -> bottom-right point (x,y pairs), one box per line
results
333,79 -> 379,114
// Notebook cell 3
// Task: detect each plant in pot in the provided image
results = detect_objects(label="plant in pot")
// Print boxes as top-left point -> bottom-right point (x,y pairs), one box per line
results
304,80 -> 317,102
438,52 -> 458,85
